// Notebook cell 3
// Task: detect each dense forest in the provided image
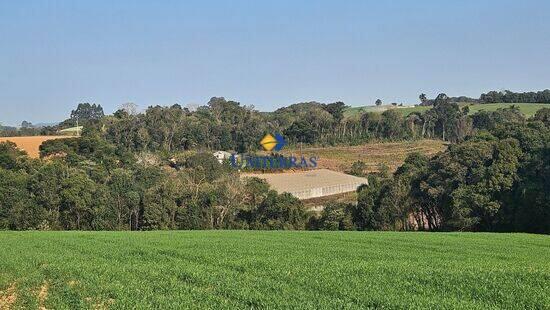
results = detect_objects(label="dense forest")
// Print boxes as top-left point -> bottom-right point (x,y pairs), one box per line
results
0,138 -> 307,231
479,89 -> 550,104
320,118 -> 549,234
0,95 -> 548,233
47,94 -> 488,150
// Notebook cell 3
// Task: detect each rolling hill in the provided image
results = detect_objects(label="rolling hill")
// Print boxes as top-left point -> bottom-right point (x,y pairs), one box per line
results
345,103 -> 548,118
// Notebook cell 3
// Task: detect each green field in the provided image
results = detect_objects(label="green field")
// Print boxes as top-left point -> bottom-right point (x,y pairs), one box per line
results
58,126 -> 83,136
345,103 -> 548,118
1,232 -> 548,309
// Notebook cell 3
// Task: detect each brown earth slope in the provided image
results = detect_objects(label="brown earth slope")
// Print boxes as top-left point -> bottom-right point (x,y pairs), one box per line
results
0,136 -> 71,158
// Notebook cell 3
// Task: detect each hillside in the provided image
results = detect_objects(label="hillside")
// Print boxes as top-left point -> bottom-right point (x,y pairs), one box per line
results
0,231 -> 547,309
0,136 -> 71,158
280,139 -> 447,173
345,103 -> 548,118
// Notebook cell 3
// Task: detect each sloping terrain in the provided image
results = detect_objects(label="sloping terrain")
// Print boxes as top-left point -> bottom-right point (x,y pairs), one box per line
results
0,136 -> 71,158
281,139 -> 447,173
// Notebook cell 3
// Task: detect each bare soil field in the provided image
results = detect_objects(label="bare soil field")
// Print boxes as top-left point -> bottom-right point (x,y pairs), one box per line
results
280,139 -> 447,173
0,136 -> 71,158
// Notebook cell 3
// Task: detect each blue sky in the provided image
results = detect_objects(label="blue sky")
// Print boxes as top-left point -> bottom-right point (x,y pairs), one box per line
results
1,0 -> 549,125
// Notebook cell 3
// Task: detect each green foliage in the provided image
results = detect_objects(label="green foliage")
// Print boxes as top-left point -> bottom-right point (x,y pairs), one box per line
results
322,101 -> 346,124
70,103 -> 105,121
0,135 -> 308,231
532,107 -> 550,126
379,109 -> 404,139
480,89 -> 550,103
342,114 -> 548,234
347,160 -> 367,177
0,97 -> 547,234
0,141 -> 28,169
316,203 -> 355,230
251,191 -> 307,230
472,106 -> 525,130
0,168 -> 40,230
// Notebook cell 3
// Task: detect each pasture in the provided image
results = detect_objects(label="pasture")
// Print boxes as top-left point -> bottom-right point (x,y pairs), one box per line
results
345,103 -> 548,118
0,231 -> 548,309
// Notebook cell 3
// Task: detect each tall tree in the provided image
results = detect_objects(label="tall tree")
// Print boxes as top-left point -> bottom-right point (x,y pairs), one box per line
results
419,93 -> 427,104
70,103 -> 105,121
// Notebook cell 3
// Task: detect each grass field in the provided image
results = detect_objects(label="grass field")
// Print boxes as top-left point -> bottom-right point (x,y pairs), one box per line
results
282,139 -> 446,173
0,232 -> 548,309
58,126 -> 83,135
345,103 -> 548,118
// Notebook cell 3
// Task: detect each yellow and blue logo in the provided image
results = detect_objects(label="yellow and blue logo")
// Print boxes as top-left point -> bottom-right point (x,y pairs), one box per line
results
229,133 -> 317,169
260,133 -> 286,151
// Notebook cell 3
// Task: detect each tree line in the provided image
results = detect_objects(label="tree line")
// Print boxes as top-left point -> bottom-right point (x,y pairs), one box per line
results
480,89 -> 550,104
81,94 -> 483,152
0,98 -> 548,233
317,108 -> 550,234
0,136 -> 308,230
418,89 -> 550,106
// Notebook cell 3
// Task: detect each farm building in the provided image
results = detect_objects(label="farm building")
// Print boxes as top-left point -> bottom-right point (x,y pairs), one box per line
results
213,151 -> 232,163
242,169 -> 368,200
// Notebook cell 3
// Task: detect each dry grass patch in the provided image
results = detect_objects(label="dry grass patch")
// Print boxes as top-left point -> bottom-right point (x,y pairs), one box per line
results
281,139 -> 446,173
37,281 -> 49,310
0,283 -> 17,310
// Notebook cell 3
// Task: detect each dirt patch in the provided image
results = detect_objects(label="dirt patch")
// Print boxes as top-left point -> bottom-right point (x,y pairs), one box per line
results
86,297 -> 115,310
0,136 -> 72,158
38,281 -> 49,310
0,283 -> 17,310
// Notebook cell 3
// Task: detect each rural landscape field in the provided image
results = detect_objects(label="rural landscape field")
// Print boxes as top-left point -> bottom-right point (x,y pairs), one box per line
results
344,102 -> 549,118
281,139 -> 446,173
2,1 -> 550,309
0,136 -> 70,158
1,231 -> 548,309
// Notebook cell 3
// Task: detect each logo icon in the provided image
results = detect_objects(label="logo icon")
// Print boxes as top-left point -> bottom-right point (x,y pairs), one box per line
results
260,133 -> 286,151
230,133 -> 316,170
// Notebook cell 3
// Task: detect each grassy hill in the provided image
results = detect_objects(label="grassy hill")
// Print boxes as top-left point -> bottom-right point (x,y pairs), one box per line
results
0,231 -> 548,309
58,126 -> 83,135
345,103 -> 548,118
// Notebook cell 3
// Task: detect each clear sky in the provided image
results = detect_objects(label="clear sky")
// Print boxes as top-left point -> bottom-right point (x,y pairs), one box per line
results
1,0 -> 549,125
